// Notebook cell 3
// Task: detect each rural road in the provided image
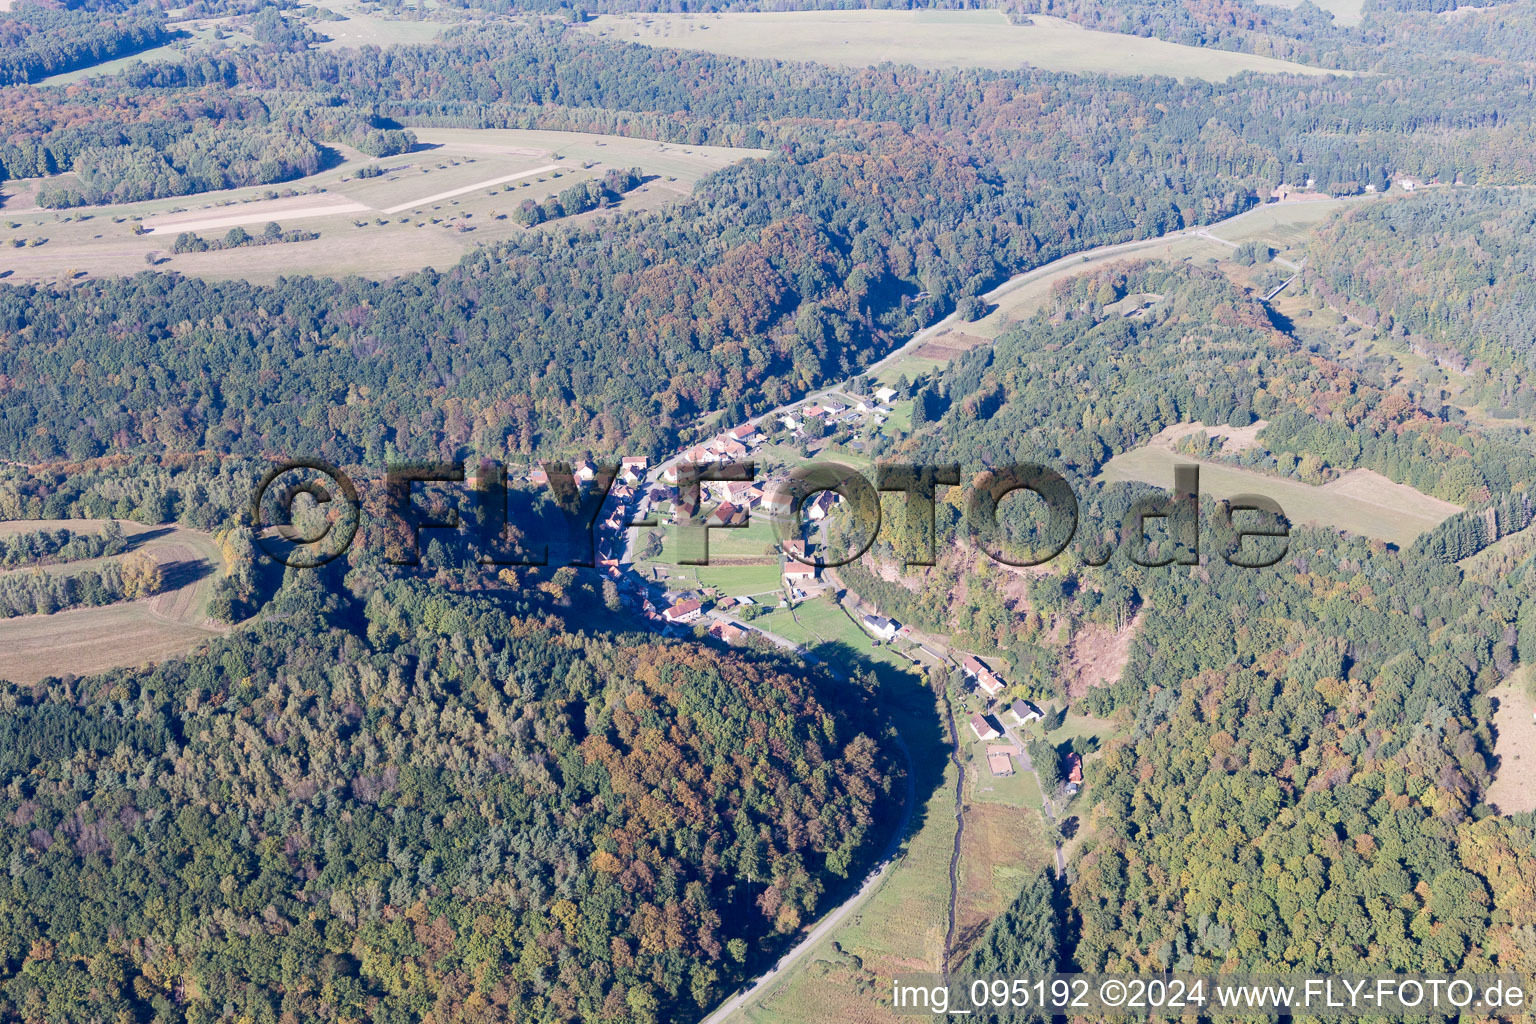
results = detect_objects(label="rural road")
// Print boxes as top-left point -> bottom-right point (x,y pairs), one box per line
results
631,193 -> 1362,1020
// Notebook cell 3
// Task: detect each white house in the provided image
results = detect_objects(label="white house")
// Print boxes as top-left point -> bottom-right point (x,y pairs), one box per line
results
862,614 -> 900,641
1008,699 -> 1042,726
874,386 -> 898,404
663,598 -> 703,624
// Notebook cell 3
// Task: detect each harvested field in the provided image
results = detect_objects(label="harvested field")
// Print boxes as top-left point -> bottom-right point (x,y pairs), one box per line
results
0,520 -> 227,683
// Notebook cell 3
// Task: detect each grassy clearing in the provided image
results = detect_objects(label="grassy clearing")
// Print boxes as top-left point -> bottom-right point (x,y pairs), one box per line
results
953,801 -> 1054,960
1097,446 -> 1459,548
0,519 -> 227,684
963,731 -> 1040,810
1489,669 -> 1536,815
0,129 -> 766,284
755,596 -> 919,675
582,10 -> 1338,81
310,0 -> 447,50
675,563 -> 785,598
36,22 -> 244,85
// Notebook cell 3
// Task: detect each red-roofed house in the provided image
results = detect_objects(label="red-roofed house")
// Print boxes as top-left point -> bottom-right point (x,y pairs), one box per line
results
969,713 -> 1000,742
663,599 -> 703,624
962,655 -> 1006,697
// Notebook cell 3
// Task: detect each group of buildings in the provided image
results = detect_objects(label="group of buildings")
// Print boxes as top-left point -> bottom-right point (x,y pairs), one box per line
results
777,386 -> 899,438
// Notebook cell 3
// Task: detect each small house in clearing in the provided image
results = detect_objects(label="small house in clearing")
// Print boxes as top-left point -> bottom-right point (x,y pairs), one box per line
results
1008,699 -> 1042,726
970,713 -> 1000,742
1065,752 -> 1084,793
862,614 -> 900,641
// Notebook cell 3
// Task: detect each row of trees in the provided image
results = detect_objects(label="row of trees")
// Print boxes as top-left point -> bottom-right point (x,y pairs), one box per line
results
511,167 -> 644,225
0,549 -> 162,617
170,221 -> 319,253
0,521 -> 124,567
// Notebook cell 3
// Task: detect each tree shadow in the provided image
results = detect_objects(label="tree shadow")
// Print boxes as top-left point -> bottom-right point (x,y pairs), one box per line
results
122,526 -> 175,551
157,558 -> 212,593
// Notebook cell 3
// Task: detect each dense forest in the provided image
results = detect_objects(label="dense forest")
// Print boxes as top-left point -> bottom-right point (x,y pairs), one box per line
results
9,11 -> 1536,462
0,579 -> 898,1023
0,2 -> 172,86
1068,529 -> 1535,978
1305,190 -> 1536,422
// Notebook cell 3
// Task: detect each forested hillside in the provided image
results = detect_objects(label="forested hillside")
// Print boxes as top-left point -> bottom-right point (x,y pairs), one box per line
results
1305,190 -> 1536,421
8,15 -> 1536,461
1070,530 -> 1535,977
0,2 -> 172,86
0,581 -> 896,1023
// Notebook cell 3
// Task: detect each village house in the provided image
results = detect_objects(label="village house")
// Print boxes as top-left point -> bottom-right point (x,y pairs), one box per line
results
723,480 -> 760,506
663,598 -> 704,625
783,561 -> 818,585
961,655 -> 1006,697
709,620 -> 752,645
573,460 -> 597,483
709,501 -> 750,527
619,456 -> 648,483
710,436 -> 749,460
779,414 -> 802,433
1008,699 -> 1043,726
969,713 -> 1000,742
728,423 -> 759,444
862,614 -> 901,641
1065,752 -> 1084,793
806,490 -> 840,521
763,488 -> 796,519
